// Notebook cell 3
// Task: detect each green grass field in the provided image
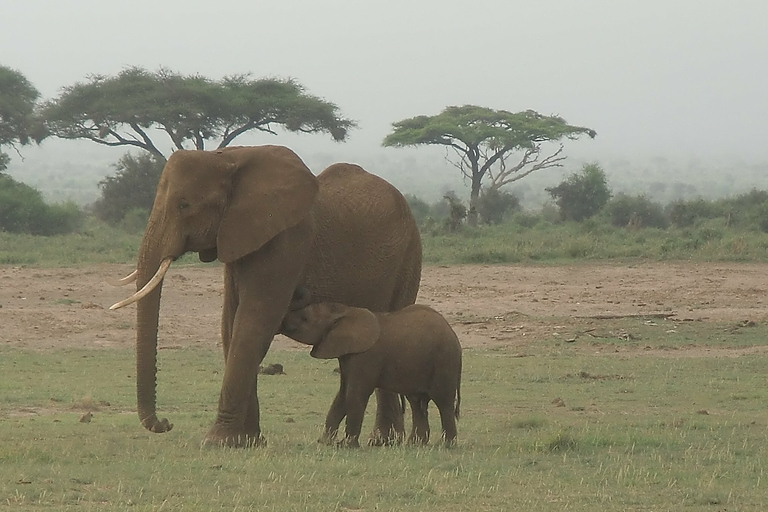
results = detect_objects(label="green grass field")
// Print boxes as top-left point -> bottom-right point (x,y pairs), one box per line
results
2,219 -> 768,509
2,319 -> 768,511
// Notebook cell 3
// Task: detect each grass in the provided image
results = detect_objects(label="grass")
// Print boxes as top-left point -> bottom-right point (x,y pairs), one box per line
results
422,221 -> 768,264
3,216 -> 768,267
2,319 -> 768,511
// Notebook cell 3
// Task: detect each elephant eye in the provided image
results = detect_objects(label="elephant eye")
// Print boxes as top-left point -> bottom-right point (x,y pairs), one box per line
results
178,200 -> 191,211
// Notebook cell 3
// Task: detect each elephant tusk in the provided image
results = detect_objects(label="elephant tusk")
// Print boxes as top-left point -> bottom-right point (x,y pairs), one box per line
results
105,269 -> 138,286
109,259 -> 172,310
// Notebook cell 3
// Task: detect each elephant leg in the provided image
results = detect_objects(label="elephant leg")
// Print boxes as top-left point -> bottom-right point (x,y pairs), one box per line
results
343,389 -> 372,448
320,377 -> 347,445
369,389 -> 405,446
371,264 -> 420,445
220,265 -> 237,360
220,266 -> 262,437
406,394 -> 430,445
433,392 -> 458,447
204,225 -> 311,447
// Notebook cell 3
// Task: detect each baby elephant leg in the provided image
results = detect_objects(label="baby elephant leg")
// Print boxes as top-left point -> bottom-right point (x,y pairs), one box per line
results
432,389 -> 458,446
342,390 -> 372,448
406,394 -> 430,445
320,387 -> 347,445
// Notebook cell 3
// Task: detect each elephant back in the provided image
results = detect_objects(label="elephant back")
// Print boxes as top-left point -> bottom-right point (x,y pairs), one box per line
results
302,163 -> 422,313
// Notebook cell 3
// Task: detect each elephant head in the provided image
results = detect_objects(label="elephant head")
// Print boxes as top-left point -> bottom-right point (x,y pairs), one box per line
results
281,302 -> 381,359
111,145 -> 318,434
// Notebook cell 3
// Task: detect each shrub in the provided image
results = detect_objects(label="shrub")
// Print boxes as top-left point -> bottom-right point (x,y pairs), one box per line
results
718,189 -> 768,230
0,174 -> 82,235
121,207 -> 151,233
443,192 -> 467,232
510,211 -> 541,229
475,187 -> 521,225
603,193 -> 668,229
666,199 -> 723,228
404,194 -> 430,227
92,151 -> 165,225
546,163 -> 611,221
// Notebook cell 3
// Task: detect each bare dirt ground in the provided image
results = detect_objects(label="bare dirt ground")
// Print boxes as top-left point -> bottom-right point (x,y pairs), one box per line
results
1,262 -> 767,355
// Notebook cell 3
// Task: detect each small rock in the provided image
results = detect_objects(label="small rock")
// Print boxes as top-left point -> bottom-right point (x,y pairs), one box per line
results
79,412 -> 93,423
258,363 -> 285,375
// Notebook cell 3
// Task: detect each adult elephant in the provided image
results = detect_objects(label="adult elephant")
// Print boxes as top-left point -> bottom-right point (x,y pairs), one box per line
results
110,145 -> 422,447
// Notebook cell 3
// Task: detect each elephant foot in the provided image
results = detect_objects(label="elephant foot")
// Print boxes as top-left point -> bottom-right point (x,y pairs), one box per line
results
317,432 -> 337,446
337,437 -> 360,449
203,424 -> 266,448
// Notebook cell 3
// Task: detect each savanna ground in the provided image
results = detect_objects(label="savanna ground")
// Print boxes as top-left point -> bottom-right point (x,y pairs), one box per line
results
2,262 -> 768,510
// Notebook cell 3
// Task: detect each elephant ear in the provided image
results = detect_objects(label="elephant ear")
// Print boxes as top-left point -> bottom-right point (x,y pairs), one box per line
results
217,146 -> 319,263
311,307 -> 381,359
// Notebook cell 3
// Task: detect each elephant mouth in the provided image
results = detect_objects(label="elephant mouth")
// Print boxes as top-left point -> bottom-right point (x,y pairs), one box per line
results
110,257 -> 173,310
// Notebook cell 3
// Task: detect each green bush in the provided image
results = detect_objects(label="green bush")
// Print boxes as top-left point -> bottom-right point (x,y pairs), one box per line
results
0,174 -> 82,235
443,192 -> 467,232
121,207 -> 151,233
92,151 -> 165,225
546,163 -> 611,221
666,198 -> 723,228
475,187 -> 521,225
756,204 -> 768,233
718,189 -> 768,231
404,193 -> 430,227
510,211 -> 542,229
603,193 -> 668,229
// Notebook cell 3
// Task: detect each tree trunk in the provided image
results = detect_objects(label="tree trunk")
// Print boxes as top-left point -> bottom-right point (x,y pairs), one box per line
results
467,172 -> 482,227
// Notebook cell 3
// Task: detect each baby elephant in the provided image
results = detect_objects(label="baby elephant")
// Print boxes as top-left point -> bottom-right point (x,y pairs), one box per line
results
281,302 -> 462,447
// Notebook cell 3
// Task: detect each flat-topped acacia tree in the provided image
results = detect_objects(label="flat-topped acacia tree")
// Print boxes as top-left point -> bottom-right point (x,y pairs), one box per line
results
0,65 -> 42,171
383,105 -> 596,223
41,67 -> 356,160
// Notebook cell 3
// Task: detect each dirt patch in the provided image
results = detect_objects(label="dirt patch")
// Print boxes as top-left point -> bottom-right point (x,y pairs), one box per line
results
1,262 -> 767,355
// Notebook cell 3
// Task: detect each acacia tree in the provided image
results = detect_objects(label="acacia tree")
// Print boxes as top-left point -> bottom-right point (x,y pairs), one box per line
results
0,65 -> 42,171
383,105 -> 596,223
41,67 -> 355,160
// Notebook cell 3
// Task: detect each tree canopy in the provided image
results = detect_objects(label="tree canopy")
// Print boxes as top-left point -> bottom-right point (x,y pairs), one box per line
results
383,105 -> 596,222
0,65 -> 42,171
40,67 -> 356,160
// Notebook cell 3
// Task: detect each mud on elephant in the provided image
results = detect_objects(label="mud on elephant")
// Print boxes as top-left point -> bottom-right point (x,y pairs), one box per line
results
110,145 -> 422,447
281,301 -> 462,447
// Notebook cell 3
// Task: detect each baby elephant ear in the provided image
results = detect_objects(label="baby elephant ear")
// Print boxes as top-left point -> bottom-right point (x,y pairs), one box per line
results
311,307 -> 381,359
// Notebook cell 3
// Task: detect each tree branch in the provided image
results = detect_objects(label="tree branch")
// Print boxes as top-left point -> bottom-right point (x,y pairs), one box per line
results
217,120 -> 275,148
490,144 -> 566,191
194,130 -> 205,150
446,146 -> 472,181
128,122 -> 165,158
161,125 -> 187,152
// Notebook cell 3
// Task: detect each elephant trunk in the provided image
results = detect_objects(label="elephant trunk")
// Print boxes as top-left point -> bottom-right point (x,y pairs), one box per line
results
134,228 -> 174,433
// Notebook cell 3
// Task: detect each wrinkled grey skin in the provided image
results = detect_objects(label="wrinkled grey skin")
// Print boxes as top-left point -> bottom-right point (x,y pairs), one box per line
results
281,301 -> 462,447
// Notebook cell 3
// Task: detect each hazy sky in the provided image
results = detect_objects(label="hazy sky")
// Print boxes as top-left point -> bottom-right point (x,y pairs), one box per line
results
2,0 -> 767,163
